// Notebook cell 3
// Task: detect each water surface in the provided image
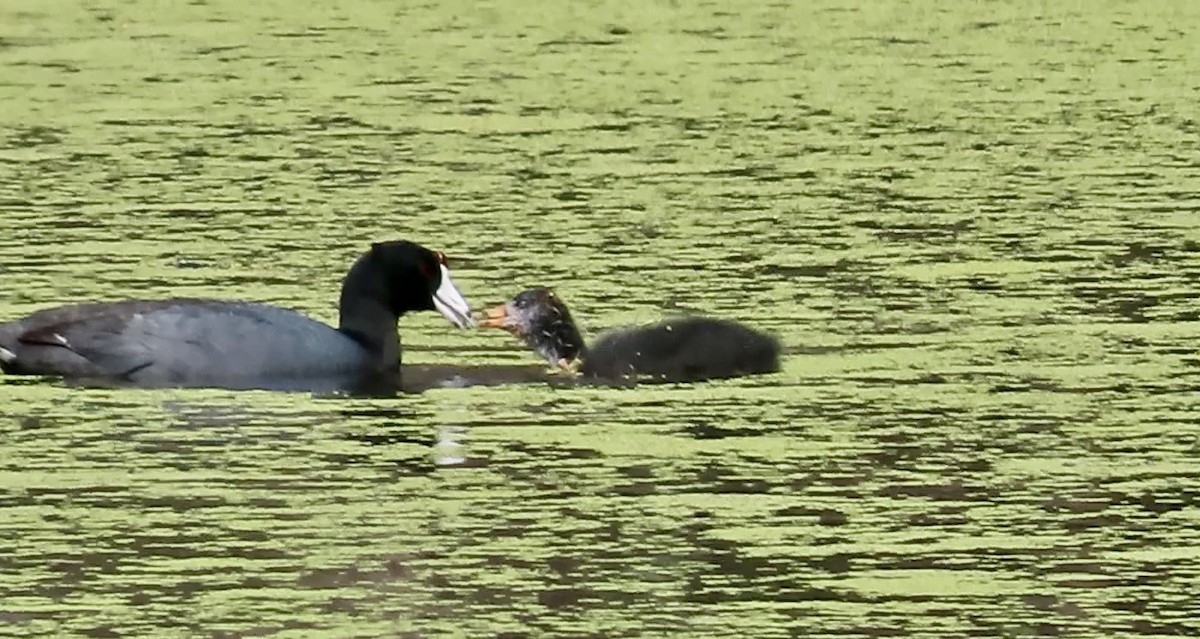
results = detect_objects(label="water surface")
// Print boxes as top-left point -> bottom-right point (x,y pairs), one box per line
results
1,0 -> 1198,637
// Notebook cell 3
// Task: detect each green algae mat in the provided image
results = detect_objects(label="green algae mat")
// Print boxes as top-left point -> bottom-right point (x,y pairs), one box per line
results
1,0 -> 1198,637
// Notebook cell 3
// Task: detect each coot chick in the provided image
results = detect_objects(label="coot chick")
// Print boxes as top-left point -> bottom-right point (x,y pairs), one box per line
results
0,240 -> 473,392
479,287 -> 781,382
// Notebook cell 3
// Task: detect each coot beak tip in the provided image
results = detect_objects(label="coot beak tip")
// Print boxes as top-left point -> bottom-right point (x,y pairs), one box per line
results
432,264 -> 474,329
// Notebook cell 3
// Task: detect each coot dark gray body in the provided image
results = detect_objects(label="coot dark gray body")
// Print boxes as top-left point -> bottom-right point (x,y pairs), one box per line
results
479,287 -> 780,382
0,240 -> 473,392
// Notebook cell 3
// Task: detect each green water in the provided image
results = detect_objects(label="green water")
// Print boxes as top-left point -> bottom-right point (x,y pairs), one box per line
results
2,0 -> 1199,636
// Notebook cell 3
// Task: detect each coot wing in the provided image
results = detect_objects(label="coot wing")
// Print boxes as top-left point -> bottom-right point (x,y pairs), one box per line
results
2,300 -> 180,378
13,301 -> 368,387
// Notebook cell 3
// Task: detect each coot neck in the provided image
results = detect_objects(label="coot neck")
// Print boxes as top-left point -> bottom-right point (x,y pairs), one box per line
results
536,322 -> 587,366
337,258 -> 402,370
338,298 -> 400,370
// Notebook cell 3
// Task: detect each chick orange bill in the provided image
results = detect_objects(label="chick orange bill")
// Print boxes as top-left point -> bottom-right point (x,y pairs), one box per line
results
477,303 -> 510,330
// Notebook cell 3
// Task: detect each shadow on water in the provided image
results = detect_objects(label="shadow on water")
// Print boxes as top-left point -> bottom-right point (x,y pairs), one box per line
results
19,363 -> 685,397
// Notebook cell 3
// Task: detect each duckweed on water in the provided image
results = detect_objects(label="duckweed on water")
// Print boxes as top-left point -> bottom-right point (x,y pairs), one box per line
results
1,0 -> 1199,636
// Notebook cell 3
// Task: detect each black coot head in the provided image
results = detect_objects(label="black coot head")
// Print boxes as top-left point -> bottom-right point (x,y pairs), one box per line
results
346,241 -> 474,328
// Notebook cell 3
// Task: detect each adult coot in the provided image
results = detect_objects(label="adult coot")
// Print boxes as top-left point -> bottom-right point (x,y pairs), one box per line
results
0,240 -> 473,392
479,287 -> 781,382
